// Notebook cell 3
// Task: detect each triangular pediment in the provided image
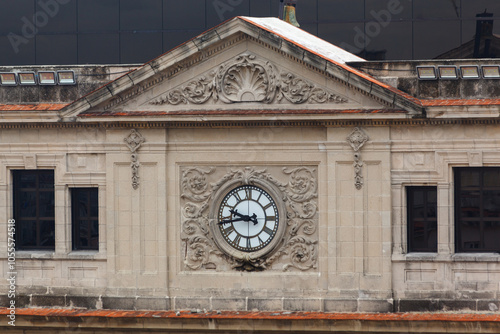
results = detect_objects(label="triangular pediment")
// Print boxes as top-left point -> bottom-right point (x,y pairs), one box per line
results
61,17 -> 423,120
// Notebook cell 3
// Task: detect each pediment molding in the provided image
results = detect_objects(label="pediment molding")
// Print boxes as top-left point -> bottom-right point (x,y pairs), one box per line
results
149,53 -> 349,107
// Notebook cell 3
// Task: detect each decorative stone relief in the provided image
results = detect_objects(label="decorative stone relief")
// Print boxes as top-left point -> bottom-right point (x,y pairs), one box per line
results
124,129 -> 146,190
180,166 -> 318,272
151,53 -> 348,106
347,128 -> 369,190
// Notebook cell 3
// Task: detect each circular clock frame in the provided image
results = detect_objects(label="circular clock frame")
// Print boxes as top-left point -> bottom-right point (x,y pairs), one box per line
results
210,180 -> 287,260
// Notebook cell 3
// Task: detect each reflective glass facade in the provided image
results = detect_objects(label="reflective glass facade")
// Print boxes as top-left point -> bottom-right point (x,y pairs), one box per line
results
1,0 -> 499,65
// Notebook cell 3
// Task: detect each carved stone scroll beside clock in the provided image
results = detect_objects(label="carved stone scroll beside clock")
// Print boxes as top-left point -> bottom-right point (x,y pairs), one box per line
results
180,166 -> 319,272
347,128 -> 369,190
150,53 -> 348,106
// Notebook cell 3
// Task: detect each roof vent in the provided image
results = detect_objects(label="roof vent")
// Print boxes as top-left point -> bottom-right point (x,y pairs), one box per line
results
279,0 -> 300,27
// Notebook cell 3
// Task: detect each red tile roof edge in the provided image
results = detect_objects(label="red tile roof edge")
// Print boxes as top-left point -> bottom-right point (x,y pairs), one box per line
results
238,17 -> 423,108
1,308 -> 499,322
78,109 -> 407,118
0,103 -> 68,111
421,99 -> 500,106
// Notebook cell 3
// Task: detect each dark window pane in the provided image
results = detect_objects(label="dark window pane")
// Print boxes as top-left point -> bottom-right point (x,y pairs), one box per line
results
407,186 -> 438,252
427,221 -> 438,249
19,173 -> 36,189
36,34 -> 77,65
484,191 -> 500,217
365,0 -> 412,21
414,0 -> 461,19
40,221 -> 55,247
90,191 -> 99,217
320,22 -> 363,56
79,221 -> 89,247
121,32 -> 163,64
206,0 -> 250,28
164,0 -> 206,30
294,0 -> 317,23
462,0 -> 500,19
484,169 -> 500,187
39,191 -> 55,217
484,222 -> 500,249
0,35 -> 36,66
163,30 -> 203,52
460,193 -> 480,218
78,0 -> 119,32
0,0 -> 34,34
78,34 -> 120,64
121,0 -> 163,31
14,170 -> 55,250
72,188 -> 99,251
318,0 -> 363,22
39,172 -> 54,188
35,0 -> 77,34
362,22 -> 413,60
414,20 -> 461,59
461,170 -> 480,187
19,191 -> 37,217
459,222 -> 481,250
19,221 -> 37,248
455,168 -> 500,253
250,0 -> 275,17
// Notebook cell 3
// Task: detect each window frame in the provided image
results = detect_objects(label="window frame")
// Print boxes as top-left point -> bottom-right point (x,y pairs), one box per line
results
71,187 -> 99,251
454,167 -> 500,253
13,169 -> 55,250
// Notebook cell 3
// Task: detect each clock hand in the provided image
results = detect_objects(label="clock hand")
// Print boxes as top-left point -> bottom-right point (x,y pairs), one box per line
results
218,217 -> 246,225
250,213 -> 258,225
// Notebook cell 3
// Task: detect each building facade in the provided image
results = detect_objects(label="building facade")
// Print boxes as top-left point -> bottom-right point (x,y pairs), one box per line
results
2,0 -> 500,65
0,16 -> 500,333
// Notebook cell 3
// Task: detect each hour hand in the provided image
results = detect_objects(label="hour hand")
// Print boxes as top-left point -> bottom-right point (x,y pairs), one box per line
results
249,213 -> 258,225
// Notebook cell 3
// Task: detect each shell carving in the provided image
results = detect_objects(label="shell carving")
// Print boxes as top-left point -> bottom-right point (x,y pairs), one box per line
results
150,53 -> 348,106
223,63 -> 268,102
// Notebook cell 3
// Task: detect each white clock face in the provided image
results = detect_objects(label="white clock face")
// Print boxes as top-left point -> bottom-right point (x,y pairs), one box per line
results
218,185 -> 279,252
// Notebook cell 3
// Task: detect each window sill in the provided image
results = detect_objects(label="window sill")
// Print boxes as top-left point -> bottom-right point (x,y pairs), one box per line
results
13,251 -> 106,261
393,253 -> 500,263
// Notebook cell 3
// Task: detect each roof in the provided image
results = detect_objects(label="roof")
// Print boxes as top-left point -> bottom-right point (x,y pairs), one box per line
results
57,16 -> 424,120
239,17 -> 365,64
0,103 -> 67,111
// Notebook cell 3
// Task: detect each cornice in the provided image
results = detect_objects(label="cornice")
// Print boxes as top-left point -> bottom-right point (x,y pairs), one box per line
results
2,117 -> 500,130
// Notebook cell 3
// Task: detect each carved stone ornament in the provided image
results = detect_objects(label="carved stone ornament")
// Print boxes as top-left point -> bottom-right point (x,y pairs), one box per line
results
180,166 -> 318,272
124,129 -> 146,190
347,128 -> 369,190
150,53 -> 348,106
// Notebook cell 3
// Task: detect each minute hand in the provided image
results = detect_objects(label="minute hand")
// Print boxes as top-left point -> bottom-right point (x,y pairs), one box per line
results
218,217 -> 246,225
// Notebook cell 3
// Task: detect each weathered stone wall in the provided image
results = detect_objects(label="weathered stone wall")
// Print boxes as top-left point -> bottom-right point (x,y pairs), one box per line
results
0,65 -> 138,103
0,122 -> 498,312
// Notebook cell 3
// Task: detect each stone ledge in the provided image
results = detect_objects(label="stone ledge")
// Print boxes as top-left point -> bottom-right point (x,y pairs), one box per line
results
3,295 -> 500,313
395,299 -> 500,313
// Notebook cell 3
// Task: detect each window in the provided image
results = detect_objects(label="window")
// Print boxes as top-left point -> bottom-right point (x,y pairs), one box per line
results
71,188 -> 99,250
455,168 -> 500,253
13,170 -> 55,250
407,186 -> 437,252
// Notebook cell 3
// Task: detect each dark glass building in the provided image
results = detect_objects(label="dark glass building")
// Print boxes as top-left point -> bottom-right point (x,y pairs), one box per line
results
1,0 -> 500,65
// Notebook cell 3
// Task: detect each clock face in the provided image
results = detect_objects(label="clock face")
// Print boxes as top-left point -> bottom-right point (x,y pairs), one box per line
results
218,185 -> 279,252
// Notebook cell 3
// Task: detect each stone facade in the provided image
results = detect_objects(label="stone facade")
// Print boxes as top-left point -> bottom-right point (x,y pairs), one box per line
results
0,17 -> 499,318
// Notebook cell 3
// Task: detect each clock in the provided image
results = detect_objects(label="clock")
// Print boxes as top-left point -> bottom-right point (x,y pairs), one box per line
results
217,185 -> 279,253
